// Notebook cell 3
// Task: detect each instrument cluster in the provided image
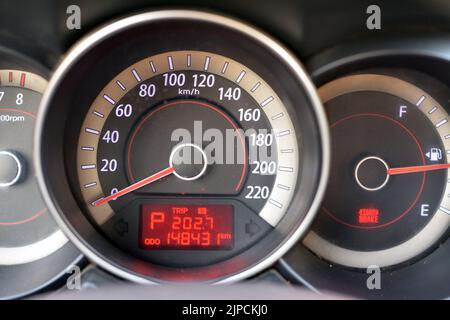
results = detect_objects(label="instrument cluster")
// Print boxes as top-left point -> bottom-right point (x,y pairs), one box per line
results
0,4 -> 448,299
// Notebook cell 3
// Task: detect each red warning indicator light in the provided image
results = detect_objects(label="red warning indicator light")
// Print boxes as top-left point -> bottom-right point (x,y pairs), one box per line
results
358,208 -> 379,224
140,204 -> 233,250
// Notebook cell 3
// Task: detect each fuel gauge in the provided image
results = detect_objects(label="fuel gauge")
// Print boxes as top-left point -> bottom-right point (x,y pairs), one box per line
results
305,73 -> 450,268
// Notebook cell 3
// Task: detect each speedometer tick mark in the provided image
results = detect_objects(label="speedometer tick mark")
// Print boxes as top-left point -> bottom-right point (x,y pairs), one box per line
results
91,198 -> 104,207
279,166 -> 294,172
168,56 -> 174,70
103,94 -> 116,105
93,111 -> 104,118
236,71 -> 246,83
187,54 -> 192,67
251,82 -> 261,92
260,96 -> 274,108
204,56 -> 211,71
428,106 -> 437,114
221,62 -> 229,74
271,113 -> 284,120
277,130 -> 291,137
85,128 -> 100,135
84,182 -> 97,189
116,80 -> 126,91
131,69 -> 142,82
435,119 -> 448,128
81,164 -> 96,170
149,61 -> 157,73
269,199 -> 283,208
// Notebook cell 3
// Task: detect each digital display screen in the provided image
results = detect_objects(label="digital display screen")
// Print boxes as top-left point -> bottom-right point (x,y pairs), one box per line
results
140,204 -> 233,250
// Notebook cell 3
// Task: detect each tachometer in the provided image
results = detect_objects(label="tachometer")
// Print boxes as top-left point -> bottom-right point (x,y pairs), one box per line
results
0,70 -> 61,260
0,63 -> 80,299
36,11 -> 329,282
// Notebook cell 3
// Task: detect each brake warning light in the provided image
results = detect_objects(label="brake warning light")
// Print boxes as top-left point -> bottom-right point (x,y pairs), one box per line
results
358,208 -> 379,224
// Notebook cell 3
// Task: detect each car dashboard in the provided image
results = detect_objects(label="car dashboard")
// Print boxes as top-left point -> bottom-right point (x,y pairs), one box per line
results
0,0 -> 449,300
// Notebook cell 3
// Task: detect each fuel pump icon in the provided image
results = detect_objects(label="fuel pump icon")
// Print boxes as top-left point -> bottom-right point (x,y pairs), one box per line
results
426,148 -> 442,162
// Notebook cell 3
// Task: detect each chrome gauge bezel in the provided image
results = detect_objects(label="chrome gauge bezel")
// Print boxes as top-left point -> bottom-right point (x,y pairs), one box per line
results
35,10 -> 330,283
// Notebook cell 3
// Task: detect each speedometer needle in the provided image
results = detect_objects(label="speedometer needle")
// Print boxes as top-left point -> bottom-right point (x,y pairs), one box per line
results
93,166 -> 175,206
387,163 -> 450,175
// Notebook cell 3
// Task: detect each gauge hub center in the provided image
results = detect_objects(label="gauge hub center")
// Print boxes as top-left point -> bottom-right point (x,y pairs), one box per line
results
0,151 -> 23,188
354,156 -> 390,191
169,143 -> 208,181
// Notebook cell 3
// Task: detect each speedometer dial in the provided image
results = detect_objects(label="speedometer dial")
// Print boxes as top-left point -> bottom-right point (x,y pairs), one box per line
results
77,51 -> 299,267
36,10 -> 329,282
80,51 -> 298,227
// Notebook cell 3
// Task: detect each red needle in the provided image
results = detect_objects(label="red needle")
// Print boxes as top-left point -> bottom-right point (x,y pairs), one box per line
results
93,166 -> 175,206
387,163 -> 450,175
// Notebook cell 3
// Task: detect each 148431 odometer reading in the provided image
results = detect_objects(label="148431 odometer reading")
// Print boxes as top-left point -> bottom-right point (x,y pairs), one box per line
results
140,204 -> 234,250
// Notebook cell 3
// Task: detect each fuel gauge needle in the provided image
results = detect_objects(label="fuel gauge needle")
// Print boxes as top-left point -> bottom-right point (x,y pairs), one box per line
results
93,166 -> 175,206
387,163 -> 450,175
